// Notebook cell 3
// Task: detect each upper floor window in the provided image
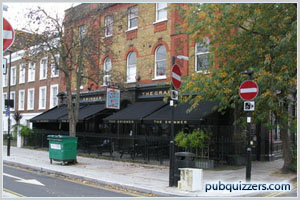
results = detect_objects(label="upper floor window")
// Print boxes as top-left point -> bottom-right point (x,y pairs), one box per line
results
155,45 -> 167,79
50,84 -> 58,108
28,62 -> 36,82
156,3 -> 167,22
79,25 -> 86,39
51,54 -> 59,77
39,86 -> 47,109
27,88 -> 35,110
128,6 -> 138,30
103,57 -> 112,86
3,73 -> 8,87
40,58 -> 48,80
127,52 -> 137,83
19,90 -> 25,110
105,15 -> 113,37
11,66 -> 16,86
19,63 -> 26,84
10,91 -> 15,111
195,37 -> 210,73
3,93 -> 7,110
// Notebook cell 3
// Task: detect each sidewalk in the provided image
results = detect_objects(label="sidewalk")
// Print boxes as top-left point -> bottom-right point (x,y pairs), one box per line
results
2,146 -> 296,197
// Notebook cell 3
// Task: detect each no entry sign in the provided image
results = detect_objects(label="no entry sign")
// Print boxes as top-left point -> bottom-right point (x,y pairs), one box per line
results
171,64 -> 181,90
3,17 -> 15,52
239,80 -> 259,101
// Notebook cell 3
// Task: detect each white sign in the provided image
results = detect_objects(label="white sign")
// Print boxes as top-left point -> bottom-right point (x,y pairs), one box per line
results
50,143 -> 61,150
244,101 -> 255,111
171,90 -> 178,100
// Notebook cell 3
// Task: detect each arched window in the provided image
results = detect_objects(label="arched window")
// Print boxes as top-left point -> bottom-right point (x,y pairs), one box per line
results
195,37 -> 210,73
127,52 -> 137,83
103,57 -> 112,86
155,45 -> 166,79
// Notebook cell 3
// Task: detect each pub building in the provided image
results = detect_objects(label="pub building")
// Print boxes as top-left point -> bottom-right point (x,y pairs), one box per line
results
30,82 -> 282,167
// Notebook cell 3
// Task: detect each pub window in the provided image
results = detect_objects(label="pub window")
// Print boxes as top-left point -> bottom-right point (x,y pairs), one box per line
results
105,15 -> 113,37
28,62 -> 35,82
19,63 -> 26,84
103,57 -> 112,86
18,90 -> 25,110
40,57 -> 48,80
195,37 -> 210,73
126,52 -> 137,83
128,6 -> 138,30
154,45 -> 167,79
11,66 -> 16,85
156,3 -> 167,22
79,24 -> 86,39
27,88 -> 35,110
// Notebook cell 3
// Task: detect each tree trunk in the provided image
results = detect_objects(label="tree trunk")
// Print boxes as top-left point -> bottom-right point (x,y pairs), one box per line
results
69,117 -> 76,137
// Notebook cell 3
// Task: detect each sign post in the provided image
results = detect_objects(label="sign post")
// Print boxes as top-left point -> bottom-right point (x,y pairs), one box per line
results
239,73 -> 259,182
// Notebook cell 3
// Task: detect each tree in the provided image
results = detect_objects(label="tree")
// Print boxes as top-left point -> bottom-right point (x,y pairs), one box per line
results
21,4 -> 127,137
179,3 -> 297,172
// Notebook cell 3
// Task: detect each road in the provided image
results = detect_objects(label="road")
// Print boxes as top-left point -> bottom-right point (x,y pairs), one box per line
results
3,164 -> 147,197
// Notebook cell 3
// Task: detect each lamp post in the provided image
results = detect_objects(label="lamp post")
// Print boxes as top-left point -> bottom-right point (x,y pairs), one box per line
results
6,49 -> 12,156
241,71 -> 254,182
169,55 -> 188,187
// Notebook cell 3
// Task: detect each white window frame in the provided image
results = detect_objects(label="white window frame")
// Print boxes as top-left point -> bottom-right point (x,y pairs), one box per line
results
154,45 -> 167,79
11,66 -> 16,86
19,63 -> 26,84
155,3 -> 168,23
103,57 -> 112,86
3,73 -> 8,87
126,52 -> 137,83
3,93 -> 7,110
10,91 -> 15,111
27,88 -> 35,110
28,62 -> 36,82
51,54 -> 59,78
79,25 -> 86,39
18,90 -> 25,111
105,15 -> 113,37
128,6 -> 138,30
39,86 -> 47,110
50,84 -> 59,109
195,38 -> 210,73
40,57 -> 48,80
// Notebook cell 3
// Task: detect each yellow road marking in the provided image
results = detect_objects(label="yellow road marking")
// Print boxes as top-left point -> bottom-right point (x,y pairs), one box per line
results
3,188 -> 25,197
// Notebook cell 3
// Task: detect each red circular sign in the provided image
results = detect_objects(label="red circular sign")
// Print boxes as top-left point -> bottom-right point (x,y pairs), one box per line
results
171,64 -> 181,89
239,80 -> 259,101
3,18 -> 15,52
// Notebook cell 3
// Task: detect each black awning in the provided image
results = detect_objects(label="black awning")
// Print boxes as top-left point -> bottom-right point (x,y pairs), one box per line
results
30,105 -> 68,122
103,100 -> 166,123
143,101 -> 218,124
59,103 -> 107,121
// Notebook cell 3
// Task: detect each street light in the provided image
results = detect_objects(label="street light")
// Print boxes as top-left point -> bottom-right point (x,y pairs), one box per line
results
169,55 -> 189,187
6,49 -> 13,156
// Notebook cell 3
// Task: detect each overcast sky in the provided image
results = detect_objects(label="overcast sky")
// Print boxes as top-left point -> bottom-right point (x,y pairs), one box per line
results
3,2 -> 80,31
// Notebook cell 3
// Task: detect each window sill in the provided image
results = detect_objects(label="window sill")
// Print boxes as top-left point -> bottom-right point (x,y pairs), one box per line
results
39,107 -> 46,110
104,35 -> 113,38
125,81 -> 136,84
152,76 -> 167,81
27,108 -> 34,111
126,27 -> 138,32
153,19 -> 168,25
40,78 -> 47,80
195,70 -> 210,74
28,80 -> 35,83
51,75 -> 59,78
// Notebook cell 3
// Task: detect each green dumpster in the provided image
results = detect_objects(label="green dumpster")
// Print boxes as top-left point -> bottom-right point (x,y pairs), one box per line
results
47,135 -> 78,165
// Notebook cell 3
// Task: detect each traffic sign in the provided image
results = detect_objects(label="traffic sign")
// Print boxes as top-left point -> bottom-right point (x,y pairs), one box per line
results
171,90 -> 178,100
171,64 -> 181,90
244,101 -> 255,111
3,17 -> 15,52
239,80 -> 259,101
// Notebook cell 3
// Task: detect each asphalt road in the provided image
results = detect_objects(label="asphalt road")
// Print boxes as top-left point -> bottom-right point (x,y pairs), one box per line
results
3,165 -> 141,197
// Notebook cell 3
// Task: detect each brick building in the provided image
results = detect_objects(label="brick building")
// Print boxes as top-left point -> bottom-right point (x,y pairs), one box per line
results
30,3 -> 280,164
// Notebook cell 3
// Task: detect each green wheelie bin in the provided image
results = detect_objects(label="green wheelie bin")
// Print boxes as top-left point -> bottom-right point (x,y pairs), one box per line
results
47,135 -> 78,165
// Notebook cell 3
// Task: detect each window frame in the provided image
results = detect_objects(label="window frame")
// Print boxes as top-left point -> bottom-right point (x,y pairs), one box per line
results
104,15 -> 113,37
154,45 -> 167,79
126,52 -> 137,83
39,86 -> 47,110
103,57 -> 112,86
19,63 -> 26,84
195,38 -> 210,73
10,91 -> 16,111
155,3 -> 168,23
51,54 -> 59,78
79,24 -> 86,39
40,57 -> 48,80
18,90 -> 25,111
50,84 -> 58,109
128,6 -> 138,30
11,66 -> 16,86
27,88 -> 35,110
3,93 -> 7,110
3,72 -> 8,87
28,62 -> 36,82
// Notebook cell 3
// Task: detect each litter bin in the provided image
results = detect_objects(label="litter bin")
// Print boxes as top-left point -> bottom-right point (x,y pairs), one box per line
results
47,135 -> 78,165
174,152 -> 196,186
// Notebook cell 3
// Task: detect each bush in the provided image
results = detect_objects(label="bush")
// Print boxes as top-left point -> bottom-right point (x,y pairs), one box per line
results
175,129 -> 211,151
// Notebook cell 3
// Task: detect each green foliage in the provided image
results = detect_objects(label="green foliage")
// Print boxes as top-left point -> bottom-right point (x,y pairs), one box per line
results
175,129 -> 211,151
12,124 -> 32,137
290,144 -> 297,172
